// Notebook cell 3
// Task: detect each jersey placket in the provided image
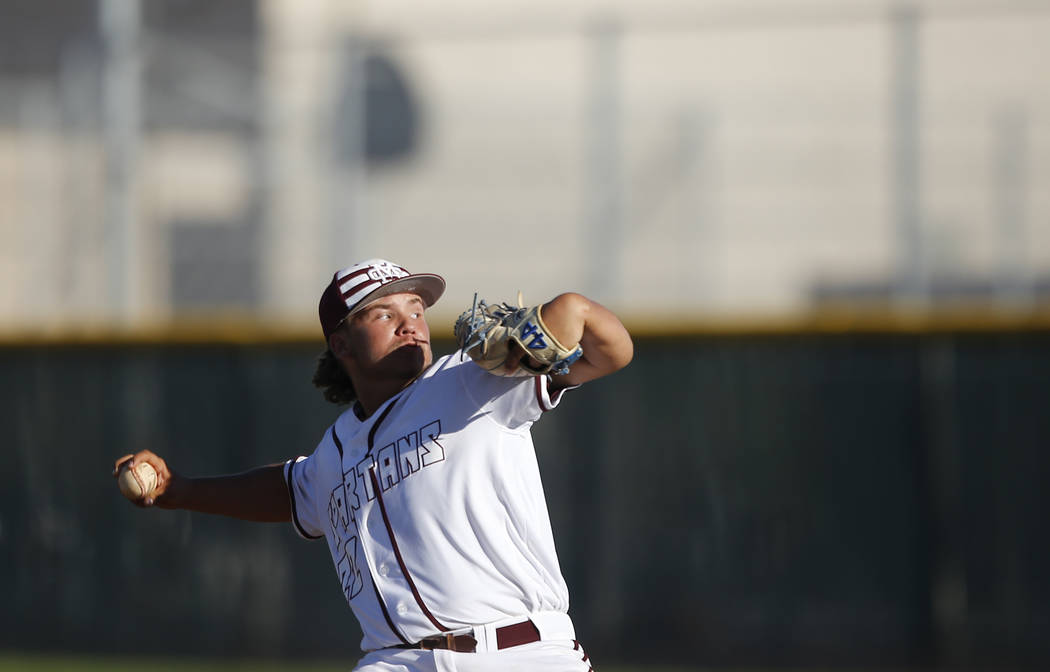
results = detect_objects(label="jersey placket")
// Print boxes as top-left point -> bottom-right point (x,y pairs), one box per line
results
353,394 -> 453,646
355,480 -> 419,644
367,471 -> 452,635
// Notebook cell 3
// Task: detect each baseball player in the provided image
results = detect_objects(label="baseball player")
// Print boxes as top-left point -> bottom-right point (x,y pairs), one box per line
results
113,258 -> 633,671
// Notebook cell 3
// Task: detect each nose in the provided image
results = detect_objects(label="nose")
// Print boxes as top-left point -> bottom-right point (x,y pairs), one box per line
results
396,311 -> 420,335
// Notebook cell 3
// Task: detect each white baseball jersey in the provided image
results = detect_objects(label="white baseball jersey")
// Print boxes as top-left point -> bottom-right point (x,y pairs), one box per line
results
284,351 -> 574,652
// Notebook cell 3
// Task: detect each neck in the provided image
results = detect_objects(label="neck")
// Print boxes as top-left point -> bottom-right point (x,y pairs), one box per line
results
353,376 -> 415,419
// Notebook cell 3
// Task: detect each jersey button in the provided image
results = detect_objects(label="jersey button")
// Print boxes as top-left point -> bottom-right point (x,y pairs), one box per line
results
378,563 -> 389,577
396,603 -> 408,615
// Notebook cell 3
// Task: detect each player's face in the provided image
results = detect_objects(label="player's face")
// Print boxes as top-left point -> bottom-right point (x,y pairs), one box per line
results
344,292 -> 432,382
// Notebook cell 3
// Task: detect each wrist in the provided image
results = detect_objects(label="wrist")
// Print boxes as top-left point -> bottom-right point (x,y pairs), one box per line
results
157,473 -> 193,509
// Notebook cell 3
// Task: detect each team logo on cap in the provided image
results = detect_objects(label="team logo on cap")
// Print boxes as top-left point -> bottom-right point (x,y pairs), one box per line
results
367,261 -> 409,283
336,259 -> 412,311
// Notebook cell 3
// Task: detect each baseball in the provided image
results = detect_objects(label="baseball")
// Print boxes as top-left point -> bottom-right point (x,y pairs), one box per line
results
118,461 -> 157,501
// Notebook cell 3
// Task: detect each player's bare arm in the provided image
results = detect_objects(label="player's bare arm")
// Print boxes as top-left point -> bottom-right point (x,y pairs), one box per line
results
113,450 -> 290,522
526,292 -> 633,388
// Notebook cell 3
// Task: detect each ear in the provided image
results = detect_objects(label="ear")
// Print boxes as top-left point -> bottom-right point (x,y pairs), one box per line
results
329,329 -> 354,360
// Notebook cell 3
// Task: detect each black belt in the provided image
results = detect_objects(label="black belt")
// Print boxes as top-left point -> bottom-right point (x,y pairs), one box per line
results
395,619 -> 541,653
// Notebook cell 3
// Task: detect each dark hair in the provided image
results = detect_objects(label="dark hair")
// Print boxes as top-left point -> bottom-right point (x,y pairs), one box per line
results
312,348 -> 356,405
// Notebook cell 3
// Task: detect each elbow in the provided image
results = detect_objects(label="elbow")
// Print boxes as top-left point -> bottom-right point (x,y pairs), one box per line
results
595,329 -> 633,375
612,335 -> 634,372
553,292 -> 634,375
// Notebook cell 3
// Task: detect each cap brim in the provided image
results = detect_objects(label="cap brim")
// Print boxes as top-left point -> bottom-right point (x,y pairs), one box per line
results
348,273 -> 446,316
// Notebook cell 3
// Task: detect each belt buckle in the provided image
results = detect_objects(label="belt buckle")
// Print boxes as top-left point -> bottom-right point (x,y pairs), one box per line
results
417,635 -> 445,651
418,632 -> 477,653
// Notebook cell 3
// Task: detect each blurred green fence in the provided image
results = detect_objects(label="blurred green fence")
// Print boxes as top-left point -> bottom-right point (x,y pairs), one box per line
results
2,331 -> 1048,668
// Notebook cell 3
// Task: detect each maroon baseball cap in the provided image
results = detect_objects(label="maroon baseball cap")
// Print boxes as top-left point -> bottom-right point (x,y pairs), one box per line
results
318,259 -> 445,342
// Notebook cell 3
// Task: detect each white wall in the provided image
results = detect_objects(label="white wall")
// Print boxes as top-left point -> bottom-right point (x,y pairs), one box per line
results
1,0 -> 1048,334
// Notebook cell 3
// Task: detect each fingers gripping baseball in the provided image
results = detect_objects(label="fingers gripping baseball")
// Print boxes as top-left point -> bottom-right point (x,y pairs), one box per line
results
112,450 -> 178,508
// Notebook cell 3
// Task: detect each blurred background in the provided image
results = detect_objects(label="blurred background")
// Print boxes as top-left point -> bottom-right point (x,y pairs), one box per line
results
2,0 -> 1049,669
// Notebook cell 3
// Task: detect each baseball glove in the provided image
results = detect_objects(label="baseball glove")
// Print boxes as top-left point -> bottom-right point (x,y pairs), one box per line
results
454,293 -> 584,377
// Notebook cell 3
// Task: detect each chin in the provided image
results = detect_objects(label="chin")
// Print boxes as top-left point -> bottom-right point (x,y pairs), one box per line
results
391,343 -> 429,375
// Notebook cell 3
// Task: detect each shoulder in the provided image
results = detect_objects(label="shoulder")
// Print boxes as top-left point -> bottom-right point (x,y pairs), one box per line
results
428,351 -> 571,428
429,351 -> 466,373
429,350 -> 514,389
420,350 -> 485,388
303,406 -> 364,462
332,405 -> 364,439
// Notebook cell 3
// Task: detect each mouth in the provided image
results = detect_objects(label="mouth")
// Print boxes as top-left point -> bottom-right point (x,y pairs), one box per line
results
395,340 -> 427,353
